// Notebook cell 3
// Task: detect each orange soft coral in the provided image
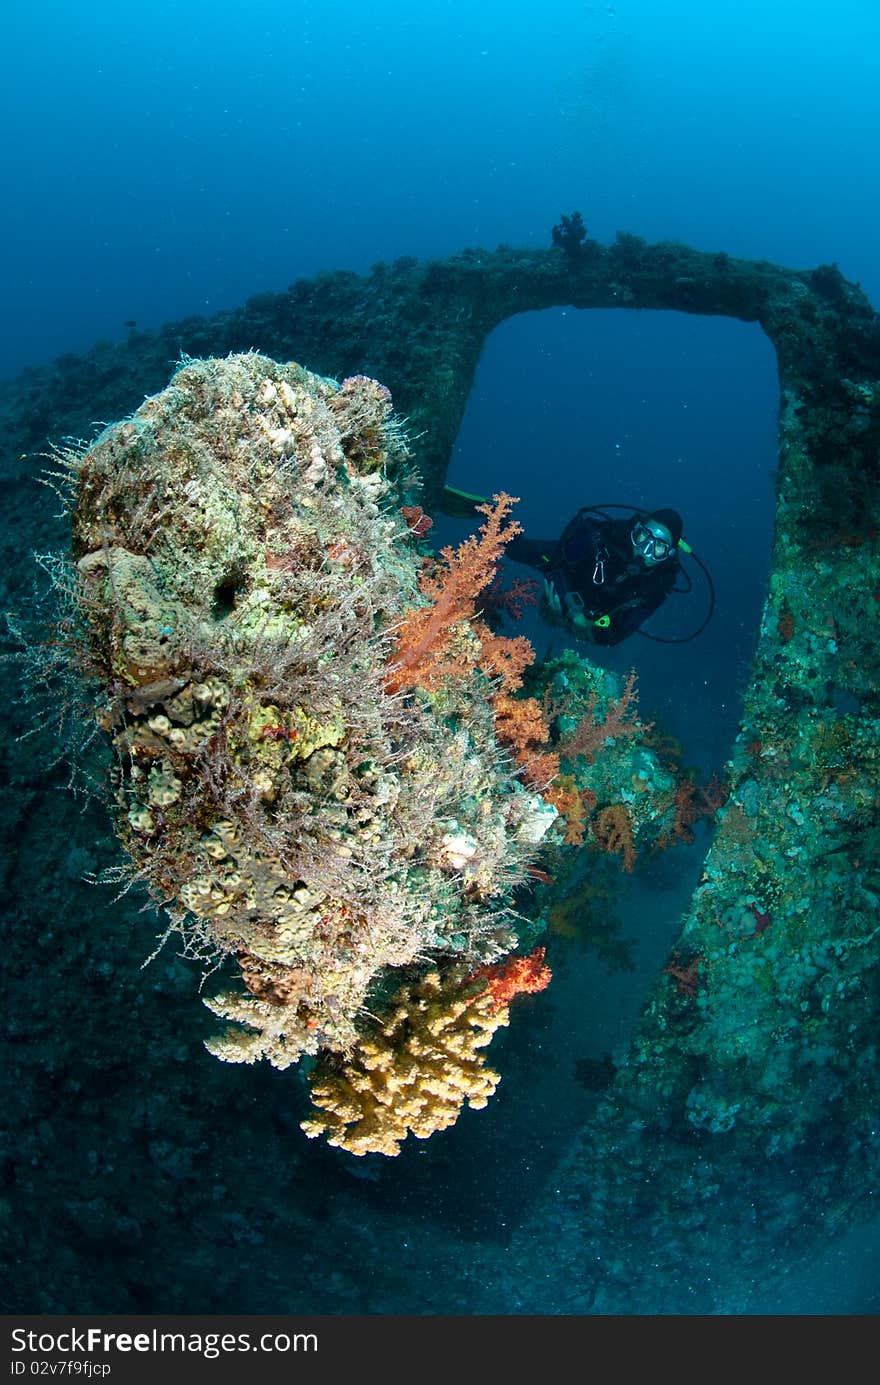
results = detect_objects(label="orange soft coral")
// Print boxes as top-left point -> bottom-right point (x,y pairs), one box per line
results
543,772 -> 588,846
491,692 -> 550,750
491,691 -> 559,791
473,623 -> 535,693
386,493 -> 528,692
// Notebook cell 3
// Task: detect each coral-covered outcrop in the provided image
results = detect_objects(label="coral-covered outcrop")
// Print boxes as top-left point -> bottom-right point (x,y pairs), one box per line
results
56,353 -> 558,1093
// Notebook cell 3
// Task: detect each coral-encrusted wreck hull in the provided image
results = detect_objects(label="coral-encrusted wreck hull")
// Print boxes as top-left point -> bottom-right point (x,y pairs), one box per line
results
2,235 -> 879,1304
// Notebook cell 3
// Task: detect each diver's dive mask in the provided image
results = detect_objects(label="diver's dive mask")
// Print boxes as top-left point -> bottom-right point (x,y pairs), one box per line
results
631,517 -> 675,566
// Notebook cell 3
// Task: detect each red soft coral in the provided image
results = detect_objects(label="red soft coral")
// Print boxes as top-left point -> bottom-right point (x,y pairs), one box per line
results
470,946 -> 552,1013
558,669 -> 649,765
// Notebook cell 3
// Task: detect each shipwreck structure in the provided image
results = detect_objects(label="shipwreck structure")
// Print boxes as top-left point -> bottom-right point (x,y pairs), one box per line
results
2,230 -> 879,1309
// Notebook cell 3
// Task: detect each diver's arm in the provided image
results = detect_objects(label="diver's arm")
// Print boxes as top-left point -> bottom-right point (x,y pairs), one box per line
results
604,568 -> 678,642
596,602 -> 645,645
506,534 -> 558,571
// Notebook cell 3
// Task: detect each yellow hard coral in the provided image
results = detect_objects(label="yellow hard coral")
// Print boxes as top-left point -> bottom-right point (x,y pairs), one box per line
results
301,968 -> 509,1156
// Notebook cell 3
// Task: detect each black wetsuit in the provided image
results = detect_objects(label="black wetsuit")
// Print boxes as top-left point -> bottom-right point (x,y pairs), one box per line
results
507,509 -> 680,646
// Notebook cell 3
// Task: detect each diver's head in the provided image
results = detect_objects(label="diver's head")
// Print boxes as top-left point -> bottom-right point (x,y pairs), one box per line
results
631,508 -> 683,566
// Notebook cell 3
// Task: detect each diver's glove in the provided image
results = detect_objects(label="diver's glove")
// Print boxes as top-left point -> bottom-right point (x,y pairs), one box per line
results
542,581 -> 594,639
562,590 -> 593,638
541,578 -> 566,627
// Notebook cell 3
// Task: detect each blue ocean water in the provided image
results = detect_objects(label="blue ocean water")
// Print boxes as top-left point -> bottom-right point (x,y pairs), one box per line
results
3,0 -> 879,379
2,0 -> 880,1318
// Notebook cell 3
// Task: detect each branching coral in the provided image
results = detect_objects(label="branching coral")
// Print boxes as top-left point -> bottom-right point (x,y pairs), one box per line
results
302,952 -> 551,1156
301,967 -> 509,1156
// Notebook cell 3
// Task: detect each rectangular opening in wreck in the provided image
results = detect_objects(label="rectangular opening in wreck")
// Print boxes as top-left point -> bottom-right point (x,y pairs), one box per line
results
439,305 -> 780,780
430,307 -> 782,1116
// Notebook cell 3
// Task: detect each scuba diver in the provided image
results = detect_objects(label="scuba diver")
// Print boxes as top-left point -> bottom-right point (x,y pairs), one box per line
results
442,489 -> 714,646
